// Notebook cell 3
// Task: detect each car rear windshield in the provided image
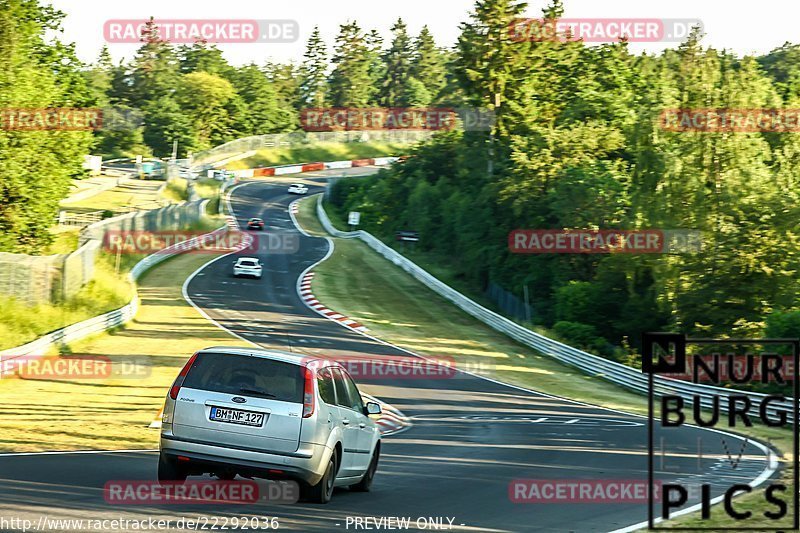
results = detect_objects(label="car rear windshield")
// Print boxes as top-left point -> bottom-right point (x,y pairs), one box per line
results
182,352 -> 304,403
238,259 -> 258,266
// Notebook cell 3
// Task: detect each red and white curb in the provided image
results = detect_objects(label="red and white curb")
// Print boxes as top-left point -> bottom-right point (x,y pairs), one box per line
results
149,406 -> 164,429
290,203 -> 299,215
230,157 -> 403,179
362,393 -> 412,435
225,215 -> 238,229
300,272 -> 368,332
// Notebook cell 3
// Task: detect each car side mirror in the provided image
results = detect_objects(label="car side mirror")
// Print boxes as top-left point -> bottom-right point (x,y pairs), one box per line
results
365,402 -> 382,415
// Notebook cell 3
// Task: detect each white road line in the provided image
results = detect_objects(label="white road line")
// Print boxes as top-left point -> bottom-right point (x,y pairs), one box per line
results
0,449 -> 158,457
289,194 -> 778,533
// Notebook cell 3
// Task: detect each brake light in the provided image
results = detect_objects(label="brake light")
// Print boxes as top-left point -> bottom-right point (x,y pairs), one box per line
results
169,352 -> 199,400
302,366 -> 315,418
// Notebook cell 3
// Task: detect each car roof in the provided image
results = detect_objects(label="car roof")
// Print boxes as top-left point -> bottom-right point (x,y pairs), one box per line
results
196,346 -> 338,368
236,256 -> 259,262
248,217 -> 262,221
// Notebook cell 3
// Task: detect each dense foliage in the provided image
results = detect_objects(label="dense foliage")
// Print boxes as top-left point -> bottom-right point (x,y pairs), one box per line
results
4,0 -> 800,352
330,0 -> 800,352
0,6 -> 449,252
0,0 -> 95,252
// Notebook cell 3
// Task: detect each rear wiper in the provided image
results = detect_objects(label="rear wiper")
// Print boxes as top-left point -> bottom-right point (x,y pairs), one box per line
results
239,387 -> 276,398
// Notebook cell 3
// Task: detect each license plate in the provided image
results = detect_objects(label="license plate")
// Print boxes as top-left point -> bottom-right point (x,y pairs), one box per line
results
209,406 -> 265,427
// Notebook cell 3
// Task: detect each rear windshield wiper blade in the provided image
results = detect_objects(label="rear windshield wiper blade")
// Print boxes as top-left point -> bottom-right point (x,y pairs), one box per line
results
239,387 -> 276,398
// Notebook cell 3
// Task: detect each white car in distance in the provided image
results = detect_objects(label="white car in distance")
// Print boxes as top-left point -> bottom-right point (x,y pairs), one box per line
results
288,183 -> 309,195
233,257 -> 262,279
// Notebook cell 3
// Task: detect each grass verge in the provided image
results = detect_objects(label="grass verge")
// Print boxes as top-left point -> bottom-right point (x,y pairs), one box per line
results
163,177 -> 223,203
60,178 -> 167,212
225,141 -> 410,170
295,195 -> 795,530
0,252 -> 244,452
323,198 -> 503,312
0,254 -> 135,351
43,226 -> 81,254
0,215 -> 225,351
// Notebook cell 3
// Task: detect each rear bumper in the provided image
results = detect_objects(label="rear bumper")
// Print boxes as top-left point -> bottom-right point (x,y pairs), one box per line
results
160,434 -> 331,485
233,270 -> 262,278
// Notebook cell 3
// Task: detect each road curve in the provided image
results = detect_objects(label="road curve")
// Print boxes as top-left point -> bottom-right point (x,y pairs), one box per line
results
182,174 -> 775,531
0,170 -> 776,533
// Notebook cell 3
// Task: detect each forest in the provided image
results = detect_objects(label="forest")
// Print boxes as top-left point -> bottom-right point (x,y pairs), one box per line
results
3,0 -> 800,354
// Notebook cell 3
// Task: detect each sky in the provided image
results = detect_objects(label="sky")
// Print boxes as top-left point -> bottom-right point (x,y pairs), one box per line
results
45,0 -> 800,66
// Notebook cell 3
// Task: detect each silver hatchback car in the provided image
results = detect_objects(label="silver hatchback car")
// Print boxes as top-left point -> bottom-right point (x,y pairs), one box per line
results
159,347 -> 382,503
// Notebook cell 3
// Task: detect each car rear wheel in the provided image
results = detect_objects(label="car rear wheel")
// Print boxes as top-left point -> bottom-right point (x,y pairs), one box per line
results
304,452 -> 337,504
157,453 -> 187,485
351,445 -> 379,492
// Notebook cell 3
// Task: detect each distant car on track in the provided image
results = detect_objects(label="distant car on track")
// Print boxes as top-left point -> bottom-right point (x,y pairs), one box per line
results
287,183 -> 309,195
210,169 -> 234,181
246,217 -> 265,231
232,257 -> 262,279
158,347 -> 383,503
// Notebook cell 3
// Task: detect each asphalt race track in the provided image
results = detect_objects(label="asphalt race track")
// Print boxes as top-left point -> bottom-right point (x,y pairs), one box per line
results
0,169 -> 779,533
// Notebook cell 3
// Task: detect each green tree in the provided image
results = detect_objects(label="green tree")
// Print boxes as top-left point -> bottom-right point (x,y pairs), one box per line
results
127,18 -> 180,107
365,29 -> 385,106
328,22 -> 373,107
298,27 -> 328,108
233,64 -> 295,134
175,72 -> 237,150
380,18 -> 414,106
178,41 -> 235,79
456,0 -> 529,136
0,0 -> 95,252
264,61 -> 301,117
411,26 -> 447,104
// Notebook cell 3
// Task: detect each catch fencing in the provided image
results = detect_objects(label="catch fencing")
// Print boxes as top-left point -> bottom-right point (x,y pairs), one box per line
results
58,210 -> 105,227
0,219 -> 225,366
0,200 -> 209,305
315,195 -> 795,422
485,280 -> 533,322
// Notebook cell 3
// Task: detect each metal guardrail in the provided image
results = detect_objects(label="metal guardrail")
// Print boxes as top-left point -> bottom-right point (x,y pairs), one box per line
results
0,221 -> 227,366
315,195 -> 794,421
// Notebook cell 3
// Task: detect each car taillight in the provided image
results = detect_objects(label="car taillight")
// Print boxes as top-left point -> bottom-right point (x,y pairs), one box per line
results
302,366 -> 315,418
169,352 -> 199,400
